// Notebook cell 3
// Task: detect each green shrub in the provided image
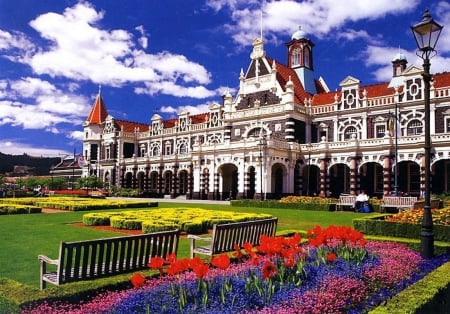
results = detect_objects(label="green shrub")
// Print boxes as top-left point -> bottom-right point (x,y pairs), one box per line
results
353,215 -> 450,242
183,220 -> 205,234
82,213 -> 111,226
110,216 -> 142,230
0,204 -> 42,215
141,221 -> 178,233
370,262 -> 450,314
230,199 -> 333,211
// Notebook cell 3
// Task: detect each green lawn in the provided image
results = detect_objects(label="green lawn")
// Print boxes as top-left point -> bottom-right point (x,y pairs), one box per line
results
0,201 -> 368,288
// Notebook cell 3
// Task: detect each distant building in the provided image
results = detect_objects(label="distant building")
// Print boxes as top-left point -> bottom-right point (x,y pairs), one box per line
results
50,156 -> 83,189
82,29 -> 450,200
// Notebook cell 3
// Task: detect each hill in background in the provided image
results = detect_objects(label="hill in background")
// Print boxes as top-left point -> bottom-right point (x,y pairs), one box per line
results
0,152 -> 60,176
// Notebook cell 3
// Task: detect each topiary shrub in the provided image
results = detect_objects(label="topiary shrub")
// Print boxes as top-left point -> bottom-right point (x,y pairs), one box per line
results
82,213 -> 110,226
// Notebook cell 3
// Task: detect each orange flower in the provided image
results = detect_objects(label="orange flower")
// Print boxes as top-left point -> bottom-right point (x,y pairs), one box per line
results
262,260 -> 277,279
243,242 -> 254,255
166,253 -> 177,264
148,256 -> 165,275
190,257 -> 209,279
233,243 -> 243,259
211,254 -> 230,270
167,258 -> 189,276
327,252 -> 337,263
130,272 -> 145,289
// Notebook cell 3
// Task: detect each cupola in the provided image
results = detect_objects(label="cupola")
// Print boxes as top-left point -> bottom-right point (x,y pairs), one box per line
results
285,27 -> 316,94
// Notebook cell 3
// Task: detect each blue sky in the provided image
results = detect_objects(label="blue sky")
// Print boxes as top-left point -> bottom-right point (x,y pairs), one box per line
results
1,0 -> 450,157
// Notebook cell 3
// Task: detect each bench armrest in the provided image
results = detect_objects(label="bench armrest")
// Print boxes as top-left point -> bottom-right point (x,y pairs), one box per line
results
187,234 -> 212,258
38,254 -> 59,265
187,234 -> 212,241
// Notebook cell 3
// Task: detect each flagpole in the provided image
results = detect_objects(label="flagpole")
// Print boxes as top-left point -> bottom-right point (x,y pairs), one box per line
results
72,148 -> 75,190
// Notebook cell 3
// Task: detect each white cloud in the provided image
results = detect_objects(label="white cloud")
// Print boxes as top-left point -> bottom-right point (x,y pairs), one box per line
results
0,77 -> 89,130
135,25 -> 148,49
20,2 -> 215,97
0,30 -> 35,62
212,0 -> 421,45
69,130 -> 84,141
160,103 -> 212,116
0,140 -> 71,157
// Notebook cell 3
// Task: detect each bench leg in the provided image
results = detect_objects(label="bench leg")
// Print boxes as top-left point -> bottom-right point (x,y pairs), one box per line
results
40,262 -> 46,290
189,238 -> 195,259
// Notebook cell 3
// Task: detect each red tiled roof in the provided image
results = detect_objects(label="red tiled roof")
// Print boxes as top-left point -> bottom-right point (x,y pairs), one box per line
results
312,91 -> 339,106
267,57 -> 313,104
116,120 -> 149,133
311,82 -> 397,106
191,113 -> 209,124
363,82 -> 394,98
87,94 -> 108,124
433,72 -> 450,88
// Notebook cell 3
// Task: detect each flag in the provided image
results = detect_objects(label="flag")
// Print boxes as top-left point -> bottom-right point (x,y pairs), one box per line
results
77,154 -> 86,168
388,117 -> 401,138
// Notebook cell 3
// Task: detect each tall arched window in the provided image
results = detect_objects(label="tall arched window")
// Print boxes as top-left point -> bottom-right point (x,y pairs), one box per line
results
152,145 -> 160,156
407,119 -> 423,135
344,126 -> 357,140
291,48 -> 302,67
179,143 -> 188,155
304,47 -> 311,68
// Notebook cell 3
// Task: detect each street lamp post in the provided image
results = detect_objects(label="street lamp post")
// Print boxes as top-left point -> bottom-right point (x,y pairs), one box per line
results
411,9 -> 443,258
258,135 -> 266,201
306,143 -> 313,196
389,103 -> 399,196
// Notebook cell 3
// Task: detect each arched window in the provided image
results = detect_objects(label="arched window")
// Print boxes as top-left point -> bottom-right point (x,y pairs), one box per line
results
179,143 -> 188,155
291,48 -> 301,67
344,126 -> 357,140
152,145 -> 160,156
304,47 -> 311,68
407,119 -> 423,135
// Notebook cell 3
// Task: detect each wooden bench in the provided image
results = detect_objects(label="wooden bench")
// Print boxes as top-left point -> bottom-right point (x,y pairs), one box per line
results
188,218 -> 278,259
38,229 -> 180,290
380,197 -> 418,213
336,195 -> 356,211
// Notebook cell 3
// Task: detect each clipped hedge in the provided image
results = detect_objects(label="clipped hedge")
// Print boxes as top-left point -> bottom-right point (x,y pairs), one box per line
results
353,214 -> 450,242
0,204 -> 42,214
142,221 -> 179,233
83,208 -> 273,233
370,262 -> 450,314
230,199 -> 335,211
0,197 -> 157,212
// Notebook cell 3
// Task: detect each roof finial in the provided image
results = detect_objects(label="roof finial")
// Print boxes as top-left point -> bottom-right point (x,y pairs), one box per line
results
98,84 -> 102,96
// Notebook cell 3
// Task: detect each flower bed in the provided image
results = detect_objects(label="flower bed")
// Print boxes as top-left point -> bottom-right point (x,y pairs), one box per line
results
353,209 -> 450,242
23,226 -> 450,313
385,207 -> 450,225
0,197 -> 157,212
83,208 -> 273,233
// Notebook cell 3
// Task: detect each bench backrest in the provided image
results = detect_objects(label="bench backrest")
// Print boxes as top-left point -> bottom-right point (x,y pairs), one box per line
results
210,218 -> 278,255
383,196 -> 417,206
339,195 -> 356,204
57,229 -> 179,283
